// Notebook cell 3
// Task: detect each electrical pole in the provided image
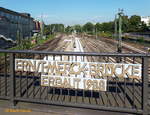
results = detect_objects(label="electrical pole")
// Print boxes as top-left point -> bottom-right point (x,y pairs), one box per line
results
117,9 -> 124,53
94,25 -> 97,39
96,26 -> 98,39
40,13 -> 44,39
115,14 -> 118,40
118,9 -> 122,53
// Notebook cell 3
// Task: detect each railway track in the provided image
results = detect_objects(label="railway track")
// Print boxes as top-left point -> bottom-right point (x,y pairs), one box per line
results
81,36 -> 150,72
81,36 -> 150,109
99,37 -> 147,53
81,36 -> 150,98
80,37 -> 145,109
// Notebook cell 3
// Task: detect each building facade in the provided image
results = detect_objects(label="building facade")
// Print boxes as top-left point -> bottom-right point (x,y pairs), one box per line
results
141,16 -> 150,26
0,7 -> 38,41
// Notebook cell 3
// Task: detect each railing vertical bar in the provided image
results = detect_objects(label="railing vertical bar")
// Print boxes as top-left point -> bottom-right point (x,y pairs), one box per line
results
26,54 -> 29,98
142,57 -> 149,115
4,53 -> 7,96
33,54 -> 35,98
123,57 -> 126,108
75,55 -> 77,102
0,54 -> 1,96
60,55 -> 63,101
19,54 -> 22,97
124,78 -> 127,108
53,55 -> 55,98
46,54 -> 48,100
106,56 -> 109,107
115,76 -> 118,107
82,55 -> 85,103
68,55 -> 71,102
10,53 -> 16,106
39,54 -> 42,99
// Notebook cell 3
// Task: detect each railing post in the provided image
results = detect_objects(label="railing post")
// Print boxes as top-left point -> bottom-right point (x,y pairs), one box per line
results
10,53 -> 16,106
142,56 -> 149,115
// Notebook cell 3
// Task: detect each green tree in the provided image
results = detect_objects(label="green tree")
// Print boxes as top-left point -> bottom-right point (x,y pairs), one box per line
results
139,21 -> 149,32
95,23 -> 102,32
65,26 -> 73,33
74,25 -> 82,33
83,22 -> 95,34
44,25 -> 51,35
100,22 -> 114,32
44,24 -> 65,35
148,20 -> 150,30
128,15 -> 141,32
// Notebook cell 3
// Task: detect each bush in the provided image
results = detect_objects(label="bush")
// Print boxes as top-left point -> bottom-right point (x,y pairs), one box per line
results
98,32 -> 113,38
138,37 -> 144,43
9,34 -> 55,50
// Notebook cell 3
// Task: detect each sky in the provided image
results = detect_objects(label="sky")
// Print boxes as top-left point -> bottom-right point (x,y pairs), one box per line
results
0,0 -> 150,25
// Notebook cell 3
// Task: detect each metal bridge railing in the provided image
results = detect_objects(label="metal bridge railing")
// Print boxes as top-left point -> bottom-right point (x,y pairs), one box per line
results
0,49 -> 149,114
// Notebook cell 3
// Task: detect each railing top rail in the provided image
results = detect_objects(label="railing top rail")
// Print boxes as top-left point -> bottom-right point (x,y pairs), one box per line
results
0,49 -> 150,57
